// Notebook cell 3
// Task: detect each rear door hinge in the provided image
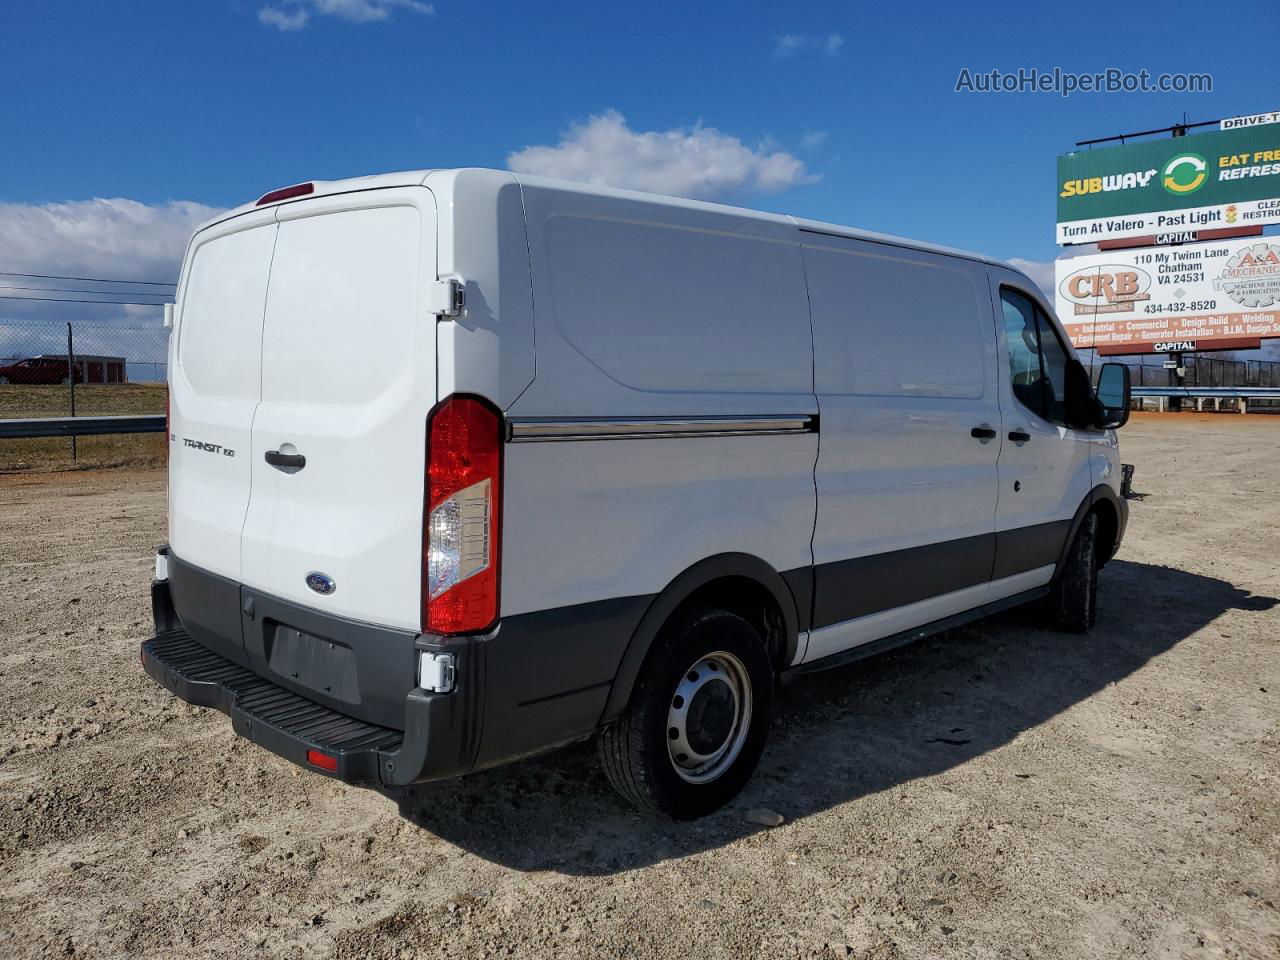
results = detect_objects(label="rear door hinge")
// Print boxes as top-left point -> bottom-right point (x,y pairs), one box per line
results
427,279 -> 465,319
418,652 -> 456,694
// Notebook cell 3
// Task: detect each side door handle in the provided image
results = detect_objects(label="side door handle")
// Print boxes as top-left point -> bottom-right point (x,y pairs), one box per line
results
1008,430 -> 1031,443
265,450 -> 306,469
970,425 -> 997,440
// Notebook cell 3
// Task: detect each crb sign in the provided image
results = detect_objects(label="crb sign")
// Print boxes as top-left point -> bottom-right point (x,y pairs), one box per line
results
1053,238 -> 1280,351
1057,264 -> 1152,315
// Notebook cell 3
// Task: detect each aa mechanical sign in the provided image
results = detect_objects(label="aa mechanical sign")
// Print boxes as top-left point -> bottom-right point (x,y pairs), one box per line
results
1054,238 -> 1280,353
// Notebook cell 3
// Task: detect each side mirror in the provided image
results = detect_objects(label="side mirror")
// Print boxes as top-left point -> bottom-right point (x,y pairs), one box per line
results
1094,362 -> 1131,429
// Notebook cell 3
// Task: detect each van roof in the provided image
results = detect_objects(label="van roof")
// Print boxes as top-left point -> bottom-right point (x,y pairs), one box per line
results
198,167 -> 1017,276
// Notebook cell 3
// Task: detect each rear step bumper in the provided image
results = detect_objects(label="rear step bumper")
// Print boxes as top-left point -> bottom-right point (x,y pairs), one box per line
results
143,572 -> 483,787
143,629 -> 406,785
142,550 -> 646,787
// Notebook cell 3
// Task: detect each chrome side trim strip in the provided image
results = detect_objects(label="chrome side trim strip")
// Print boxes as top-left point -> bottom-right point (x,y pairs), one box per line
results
506,415 -> 817,442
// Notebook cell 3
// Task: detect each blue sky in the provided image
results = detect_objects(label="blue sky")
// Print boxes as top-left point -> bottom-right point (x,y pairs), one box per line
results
0,0 -> 1276,291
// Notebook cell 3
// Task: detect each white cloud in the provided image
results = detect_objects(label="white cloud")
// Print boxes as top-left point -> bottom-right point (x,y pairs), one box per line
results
259,6 -> 309,30
507,110 -> 816,200
1008,257 -> 1056,299
773,34 -> 806,57
0,198 -> 220,285
0,198 -> 224,370
799,130 -> 830,151
258,0 -> 433,31
1010,245 -> 1103,300
773,33 -> 844,57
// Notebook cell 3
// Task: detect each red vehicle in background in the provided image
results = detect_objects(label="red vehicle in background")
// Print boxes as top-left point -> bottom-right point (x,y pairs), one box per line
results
0,356 -> 80,384
0,354 -> 127,384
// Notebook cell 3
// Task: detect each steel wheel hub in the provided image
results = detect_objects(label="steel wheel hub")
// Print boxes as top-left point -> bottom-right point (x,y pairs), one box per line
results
666,651 -> 752,784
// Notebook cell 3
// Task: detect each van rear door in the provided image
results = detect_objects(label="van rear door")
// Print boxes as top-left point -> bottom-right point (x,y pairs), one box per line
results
239,188 -> 438,632
169,208 -> 277,583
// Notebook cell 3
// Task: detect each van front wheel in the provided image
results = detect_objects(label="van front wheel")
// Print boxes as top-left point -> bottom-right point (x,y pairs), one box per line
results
598,606 -> 773,819
1046,512 -> 1099,633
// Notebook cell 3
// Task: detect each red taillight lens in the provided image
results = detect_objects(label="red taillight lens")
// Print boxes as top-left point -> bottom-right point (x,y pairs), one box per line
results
424,395 -> 503,635
255,182 -> 315,206
306,749 -> 338,772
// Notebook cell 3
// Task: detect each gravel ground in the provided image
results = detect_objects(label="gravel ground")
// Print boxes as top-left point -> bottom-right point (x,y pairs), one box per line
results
1,412 -> 1277,959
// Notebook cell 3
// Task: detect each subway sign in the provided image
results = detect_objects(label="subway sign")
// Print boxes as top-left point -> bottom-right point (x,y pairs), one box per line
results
1057,120 -> 1280,243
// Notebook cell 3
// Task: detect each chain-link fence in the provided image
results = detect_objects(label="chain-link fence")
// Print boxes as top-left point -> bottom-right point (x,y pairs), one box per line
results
0,317 -> 168,471
4,311 -> 1280,472
1123,354 -> 1280,389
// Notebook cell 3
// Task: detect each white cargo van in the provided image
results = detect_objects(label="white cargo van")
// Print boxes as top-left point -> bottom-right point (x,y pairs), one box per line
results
143,169 -> 1131,819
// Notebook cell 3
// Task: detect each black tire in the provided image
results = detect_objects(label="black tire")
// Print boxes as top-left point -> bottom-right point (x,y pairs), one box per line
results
1047,512 -> 1099,633
597,606 -> 773,819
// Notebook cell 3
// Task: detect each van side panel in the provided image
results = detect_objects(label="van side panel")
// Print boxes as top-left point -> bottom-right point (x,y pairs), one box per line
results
501,183 -> 818,637
801,235 -> 1002,662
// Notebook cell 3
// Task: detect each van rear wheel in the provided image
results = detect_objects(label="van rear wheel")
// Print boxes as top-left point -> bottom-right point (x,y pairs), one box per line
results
598,606 -> 773,819
1046,512 -> 1099,633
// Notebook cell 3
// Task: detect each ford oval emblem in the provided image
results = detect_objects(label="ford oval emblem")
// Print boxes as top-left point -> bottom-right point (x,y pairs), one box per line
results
305,572 -> 336,595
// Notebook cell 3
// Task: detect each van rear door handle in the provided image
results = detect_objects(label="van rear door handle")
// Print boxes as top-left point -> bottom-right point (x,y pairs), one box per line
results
970,425 -> 997,440
265,450 -> 306,469
1008,430 -> 1031,443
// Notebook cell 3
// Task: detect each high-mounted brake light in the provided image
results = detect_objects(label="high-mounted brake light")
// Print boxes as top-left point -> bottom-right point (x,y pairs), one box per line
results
255,182 -> 315,206
423,395 -> 503,635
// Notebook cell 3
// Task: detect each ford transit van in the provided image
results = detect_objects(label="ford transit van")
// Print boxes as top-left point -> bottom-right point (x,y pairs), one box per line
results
142,169 -> 1131,819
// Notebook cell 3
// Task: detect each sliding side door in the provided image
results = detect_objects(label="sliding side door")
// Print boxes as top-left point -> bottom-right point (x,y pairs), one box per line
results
801,234 -> 1002,662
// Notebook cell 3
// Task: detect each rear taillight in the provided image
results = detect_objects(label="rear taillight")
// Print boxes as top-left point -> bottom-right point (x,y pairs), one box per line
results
423,395 -> 503,635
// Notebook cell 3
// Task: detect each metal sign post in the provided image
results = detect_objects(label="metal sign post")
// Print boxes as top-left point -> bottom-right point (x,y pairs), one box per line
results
1168,351 -> 1184,411
66,322 -> 77,461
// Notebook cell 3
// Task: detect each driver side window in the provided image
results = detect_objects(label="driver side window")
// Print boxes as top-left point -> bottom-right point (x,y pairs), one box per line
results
1000,287 -> 1069,425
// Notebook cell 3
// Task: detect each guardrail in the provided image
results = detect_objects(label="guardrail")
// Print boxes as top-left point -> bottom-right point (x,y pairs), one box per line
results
0,415 -> 166,439
1131,386 -> 1280,414
1132,387 -> 1280,399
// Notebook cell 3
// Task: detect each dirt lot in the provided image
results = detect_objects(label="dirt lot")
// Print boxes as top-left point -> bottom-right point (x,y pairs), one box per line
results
1,413 -> 1277,959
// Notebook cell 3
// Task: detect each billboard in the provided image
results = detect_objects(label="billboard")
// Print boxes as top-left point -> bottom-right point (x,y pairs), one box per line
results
1054,238 -> 1280,353
1221,110 -> 1280,131
1056,122 -> 1280,243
